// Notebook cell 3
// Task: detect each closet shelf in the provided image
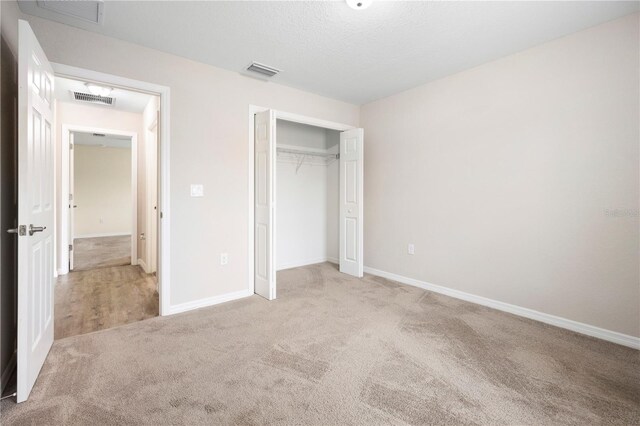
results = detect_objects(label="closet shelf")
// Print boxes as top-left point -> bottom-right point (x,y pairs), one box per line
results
276,147 -> 339,160
276,146 -> 339,171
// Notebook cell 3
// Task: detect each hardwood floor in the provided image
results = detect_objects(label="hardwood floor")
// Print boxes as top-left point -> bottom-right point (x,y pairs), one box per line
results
57,236 -> 158,340
73,235 -> 131,271
55,265 -> 159,340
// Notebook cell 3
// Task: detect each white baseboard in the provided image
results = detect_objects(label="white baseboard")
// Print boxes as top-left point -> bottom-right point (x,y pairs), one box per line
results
168,289 -> 253,316
363,266 -> 640,350
326,256 -> 339,265
277,257 -> 332,271
1,352 -> 16,393
137,258 -> 148,273
74,232 -> 131,239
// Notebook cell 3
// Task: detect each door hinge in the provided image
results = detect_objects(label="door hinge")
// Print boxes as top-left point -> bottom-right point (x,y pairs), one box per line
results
7,225 -> 26,236
69,244 -> 73,251
69,193 -> 73,201
160,212 -> 163,219
70,143 -> 74,150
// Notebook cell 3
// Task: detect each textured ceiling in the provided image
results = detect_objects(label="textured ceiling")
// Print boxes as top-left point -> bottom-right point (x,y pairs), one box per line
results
20,1 -> 640,104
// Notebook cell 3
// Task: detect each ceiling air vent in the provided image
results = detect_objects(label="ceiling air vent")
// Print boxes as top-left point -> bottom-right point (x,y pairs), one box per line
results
36,0 -> 105,25
72,91 -> 115,107
246,62 -> 281,78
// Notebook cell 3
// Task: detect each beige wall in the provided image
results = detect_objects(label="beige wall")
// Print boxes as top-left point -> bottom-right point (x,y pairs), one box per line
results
361,14 -> 640,337
74,144 -> 131,237
1,1 -> 360,307
54,101 -> 144,268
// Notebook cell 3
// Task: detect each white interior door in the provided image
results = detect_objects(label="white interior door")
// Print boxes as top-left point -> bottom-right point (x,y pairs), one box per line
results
16,20 -> 55,403
254,110 -> 276,300
69,132 -> 75,271
339,128 -> 364,277
148,121 -> 158,273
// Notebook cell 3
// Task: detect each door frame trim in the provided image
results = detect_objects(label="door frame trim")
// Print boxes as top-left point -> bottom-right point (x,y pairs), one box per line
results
53,62 -> 171,316
247,105 -> 355,296
61,124 -> 138,271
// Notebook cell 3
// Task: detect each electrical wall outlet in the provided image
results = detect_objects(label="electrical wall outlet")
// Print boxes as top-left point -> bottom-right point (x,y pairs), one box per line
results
220,253 -> 228,265
408,244 -> 415,255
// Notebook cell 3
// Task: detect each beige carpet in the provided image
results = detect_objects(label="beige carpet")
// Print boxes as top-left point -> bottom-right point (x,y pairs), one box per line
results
73,236 -> 131,271
1,263 -> 638,425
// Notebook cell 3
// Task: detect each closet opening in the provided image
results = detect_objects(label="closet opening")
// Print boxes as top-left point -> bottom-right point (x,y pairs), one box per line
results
250,107 -> 364,301
275,120 -> 341,271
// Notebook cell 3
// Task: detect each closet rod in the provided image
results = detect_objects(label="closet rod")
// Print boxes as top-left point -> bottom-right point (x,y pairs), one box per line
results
276,147 -> 339,159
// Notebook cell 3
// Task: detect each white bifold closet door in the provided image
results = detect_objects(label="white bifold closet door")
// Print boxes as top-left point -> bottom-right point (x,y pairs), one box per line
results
254,110 -> 276,300
254,110 -> 364,300
339,128 -> 364,278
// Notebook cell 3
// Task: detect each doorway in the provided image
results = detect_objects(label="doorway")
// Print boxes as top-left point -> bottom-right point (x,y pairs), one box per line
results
250,107 -> 364,301
54,76 -> 160,339
49,65 -> 171,320
67,129 -> 137,272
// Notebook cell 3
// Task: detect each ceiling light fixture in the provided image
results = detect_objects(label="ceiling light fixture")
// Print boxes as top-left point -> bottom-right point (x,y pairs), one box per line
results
346,0 -> 372,10
85,83 -> 112,97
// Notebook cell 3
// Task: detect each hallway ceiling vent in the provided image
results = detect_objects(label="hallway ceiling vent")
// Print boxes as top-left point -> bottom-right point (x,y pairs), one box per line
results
246,62 -> 281,78
72,91 -> 116,107
36,0 -> 105,25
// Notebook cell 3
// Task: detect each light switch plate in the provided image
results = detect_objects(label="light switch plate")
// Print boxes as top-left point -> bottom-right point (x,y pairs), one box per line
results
408,244 -> 415,255
190,184 -> 204,197
220,253 -> 228,265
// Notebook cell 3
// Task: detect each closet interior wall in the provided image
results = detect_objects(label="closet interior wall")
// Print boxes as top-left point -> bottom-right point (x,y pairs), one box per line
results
276,120 -> 340,270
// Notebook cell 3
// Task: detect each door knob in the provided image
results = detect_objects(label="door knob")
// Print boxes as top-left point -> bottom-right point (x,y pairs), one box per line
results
29,225 -> 46,236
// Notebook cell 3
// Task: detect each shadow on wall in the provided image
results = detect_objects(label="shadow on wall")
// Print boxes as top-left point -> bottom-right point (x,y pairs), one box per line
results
0,34 -> 19,394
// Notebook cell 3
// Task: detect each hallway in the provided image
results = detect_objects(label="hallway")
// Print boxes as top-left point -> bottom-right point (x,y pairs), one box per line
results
55,264 -> 158,340
73,235 -> 131,271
